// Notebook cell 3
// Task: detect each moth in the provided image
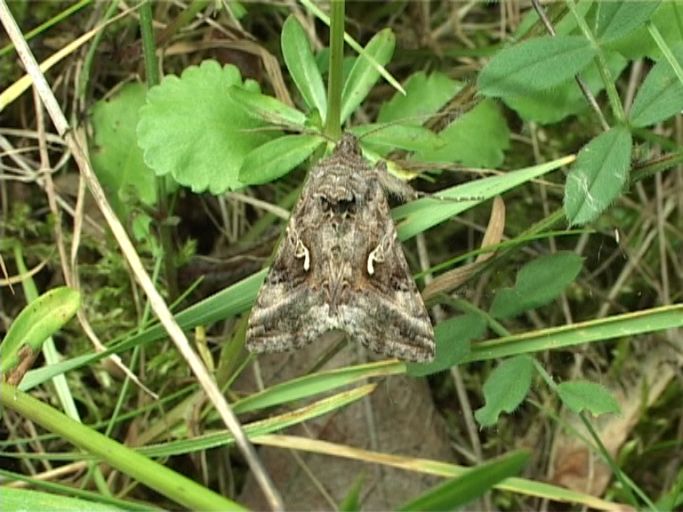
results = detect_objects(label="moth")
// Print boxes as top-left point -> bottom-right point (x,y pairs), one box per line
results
246,134 -> 435,362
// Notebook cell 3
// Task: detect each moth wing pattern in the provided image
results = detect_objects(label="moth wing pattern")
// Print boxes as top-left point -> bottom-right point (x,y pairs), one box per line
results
335,171 -> 435,362
246,134 -> 436,362
245,173 -> 334,353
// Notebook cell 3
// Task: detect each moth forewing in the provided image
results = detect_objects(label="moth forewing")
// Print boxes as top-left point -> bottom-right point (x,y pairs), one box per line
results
246,134 -> 435,362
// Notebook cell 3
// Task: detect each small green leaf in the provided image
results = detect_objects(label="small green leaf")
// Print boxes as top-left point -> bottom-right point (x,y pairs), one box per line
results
349,123 -> 444,154
489,252 -> 583,320
90,83 -> 157,216
478,36 -> 596,98
557,380 -> 621,416
239,134 -> 324,185
377,71 -> 462,123
228,86 -> 307,128
564,126 -> 633,226
596,1 -> 661,44
398,450 -> 529,512
137,60 -> 276,194
605,3 -> 682,60
281,15 -> 327,118
414,99 -> 510,168
406,314 -> 482,378
503,51 -> 628,124
475,355 -> 534,428
630,43 -> 683,127
1,287 -> 80,374
340,29 -> 395,123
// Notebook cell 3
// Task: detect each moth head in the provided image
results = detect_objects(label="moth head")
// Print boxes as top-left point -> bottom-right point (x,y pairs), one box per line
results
319,194 -> 357,216
334,133 -> 362,157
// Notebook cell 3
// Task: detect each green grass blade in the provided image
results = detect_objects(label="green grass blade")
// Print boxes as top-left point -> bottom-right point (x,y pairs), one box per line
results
233,360 -> 403,414
399,450 -> 529,511
394,155 -> 575,240
0,383 -> 245,511
141,383 -> 377,457
465,304 -> 683,362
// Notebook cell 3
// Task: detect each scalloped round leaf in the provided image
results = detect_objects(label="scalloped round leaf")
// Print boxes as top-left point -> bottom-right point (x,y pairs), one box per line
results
239,134 -> 324,185
137,61 -> 276,194
90,83 -> 157,216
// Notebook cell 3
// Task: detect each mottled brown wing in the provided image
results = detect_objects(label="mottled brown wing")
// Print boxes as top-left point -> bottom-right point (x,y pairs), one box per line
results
339,186 -> 435,362
246,134 -> 435,362
246,208 -> 328,353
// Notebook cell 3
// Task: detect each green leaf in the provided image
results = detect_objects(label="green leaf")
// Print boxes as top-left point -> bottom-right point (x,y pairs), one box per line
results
398,450 -> 529,512
596,1 -> 661,44
281,15 -> 327,118
90,83 -> 157,216
137,60 -> 276,194
564,126 -> 633,226
340,29 -> 395,123
489,252 -> 583,320
349,123 -> 444,154
0,488 -> 122,512
377,71 -> 462,123
232,360 -> 402,414
475,355 -> 534,427
557,380 -> 621,416
478,36 -> 596,98
606,2 -> 683,60
414,99 -> 510,168
406,314 -> 481,378
1,287 -> 80,374
239,134 -> 324,184
630,42 -> 683,127
503,51 -> 628,124
228,86 -> 307,128
394,155 -> 574,240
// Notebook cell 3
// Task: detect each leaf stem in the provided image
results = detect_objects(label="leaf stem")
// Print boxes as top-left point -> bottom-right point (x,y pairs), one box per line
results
139,0 -> 159,87
565,0 -> 626,124
139,0 -> 179,299
647,21 -> 683,85
324,0 -> 345,140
